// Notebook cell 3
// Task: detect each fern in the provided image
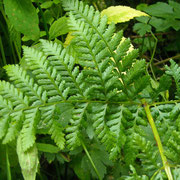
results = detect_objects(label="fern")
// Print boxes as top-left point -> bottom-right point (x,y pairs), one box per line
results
165,60 -> 180,99
0,0 -> 180,179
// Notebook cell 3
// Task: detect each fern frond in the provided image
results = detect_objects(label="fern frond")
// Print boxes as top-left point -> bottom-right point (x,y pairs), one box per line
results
49,120 -> 65,150
67,13 -> 123,100
2,110 -> 23,144
40,104 -> 65,149
0,115 -> 9,139
90,103 -> 116,156
122,165 -> 149,180
40,39 -> 85,98
63,2 -> 149,100
166,130 -> 180,164
20,108 -> 40,151
0,81 -> 29,109
106,105 -> 127,159
23,47 -> 69,101
5,64 -> 47,105
165,60 -> 180,98
66,103 -> 88,149
133,133 -> 161,173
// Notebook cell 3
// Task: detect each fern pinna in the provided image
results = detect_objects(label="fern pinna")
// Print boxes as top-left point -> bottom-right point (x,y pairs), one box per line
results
0,0 -> 180,179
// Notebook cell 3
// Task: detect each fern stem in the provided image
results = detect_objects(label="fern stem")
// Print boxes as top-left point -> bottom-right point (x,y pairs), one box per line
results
0,35 -> 7,65
6,146 -> 12,180
151,100 -> 180,106
81,142 -> 101,180
143,100 -> 173,180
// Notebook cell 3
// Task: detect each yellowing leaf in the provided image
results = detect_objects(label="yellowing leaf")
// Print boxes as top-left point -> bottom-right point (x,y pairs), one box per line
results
101,6 -> 149,24
17,135 -> 39,180
64,32 -> 74,47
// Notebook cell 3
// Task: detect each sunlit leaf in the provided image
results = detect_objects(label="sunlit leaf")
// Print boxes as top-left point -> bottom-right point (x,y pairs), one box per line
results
101,6 -> 148,24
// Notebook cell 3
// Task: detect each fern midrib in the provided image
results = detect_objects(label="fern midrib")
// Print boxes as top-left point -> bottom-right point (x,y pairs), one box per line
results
4,99 -> 180,116
6,100 -> 140,116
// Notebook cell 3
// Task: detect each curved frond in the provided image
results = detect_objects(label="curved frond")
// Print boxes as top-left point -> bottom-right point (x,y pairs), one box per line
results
23,47 -> 69,101
66,102 -> 88,149
5,64 -> 47,105
20,108 -> 40,151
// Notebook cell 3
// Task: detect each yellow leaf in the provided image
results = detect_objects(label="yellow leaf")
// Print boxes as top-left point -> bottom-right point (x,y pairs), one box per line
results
101,6 -> 149,24
64,32 -> 74,47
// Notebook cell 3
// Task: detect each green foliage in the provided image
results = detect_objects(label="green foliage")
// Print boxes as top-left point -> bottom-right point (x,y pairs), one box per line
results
49,16 -> 69,40
0,0 -> 180,179
3,0 -> 40,40
134,1 -> 180,34
165,60 -> 180,99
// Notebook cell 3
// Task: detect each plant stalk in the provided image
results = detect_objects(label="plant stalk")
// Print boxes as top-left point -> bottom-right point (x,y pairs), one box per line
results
36,0 -> 49,40
0,35 -> 7,65
143,100 -> 173,180
81,142 -> 101,180
149,31 -> 158,81
6,146 -> 11,180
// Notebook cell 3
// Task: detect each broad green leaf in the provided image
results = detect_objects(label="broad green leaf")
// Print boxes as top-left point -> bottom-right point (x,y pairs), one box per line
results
49,16 -> 69,40
135,16 -> 150,23
144,2 -> 173,18
17,135 -> 39,180
41,1 -> 53,9
101,6 -> 148,24
3,0 -> 40,40
133,23 -> 151,36
169,1 -> 180,18
36,143 -> 59,153
149,17 -> 167,31
53,0 -> 60,4
136,3 -> 148,11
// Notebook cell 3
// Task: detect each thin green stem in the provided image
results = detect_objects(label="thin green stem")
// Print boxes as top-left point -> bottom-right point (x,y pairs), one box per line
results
154,54 -> 180,66
55,160 -> 61,180
151,166 -> 164,180
36,1 -> 49,40
13,41 -> 21,62
0,35 -> 7,65
140,35 -> 145,57
148,31 -> 158,81
81,142 -> 101,180
0,9 -> 18,64
6,146 -> 11,180
151,99 -> 180,106
143,100 -> 173,180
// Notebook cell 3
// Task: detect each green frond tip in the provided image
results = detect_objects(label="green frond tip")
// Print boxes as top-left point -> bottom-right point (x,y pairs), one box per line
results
165,60 -> 180,98
49,120 -> 65,150
20,108 -> 40,152
4,64 -> 47,105
66,103 -> 88,150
